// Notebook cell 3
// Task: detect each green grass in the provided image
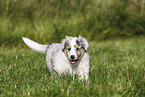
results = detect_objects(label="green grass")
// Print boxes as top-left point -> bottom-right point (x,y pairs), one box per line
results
0,0 -> 145,96
1,38 -> 145,97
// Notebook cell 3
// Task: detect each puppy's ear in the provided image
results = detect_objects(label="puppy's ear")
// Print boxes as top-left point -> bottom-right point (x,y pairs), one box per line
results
78,36 -> 89,51
61,36 -> 69,51
65,35 -> 69,39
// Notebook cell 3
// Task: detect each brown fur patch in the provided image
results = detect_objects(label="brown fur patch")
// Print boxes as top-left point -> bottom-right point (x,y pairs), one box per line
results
75,44 -> 79,48
77,48 -> 85,64
80,48 -> 85,57
77,51 -> 80,56
64,48 -> 67,57
69,44 -> 71,48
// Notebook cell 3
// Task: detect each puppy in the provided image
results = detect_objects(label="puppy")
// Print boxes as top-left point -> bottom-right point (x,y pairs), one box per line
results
22,36 -> 89,80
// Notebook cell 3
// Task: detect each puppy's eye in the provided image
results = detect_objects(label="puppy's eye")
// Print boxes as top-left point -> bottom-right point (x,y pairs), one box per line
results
67,48 -> 71,51
76,47 -> 79,51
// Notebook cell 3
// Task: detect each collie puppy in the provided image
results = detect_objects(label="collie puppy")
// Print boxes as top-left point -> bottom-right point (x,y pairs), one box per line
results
22,36 -> 89,80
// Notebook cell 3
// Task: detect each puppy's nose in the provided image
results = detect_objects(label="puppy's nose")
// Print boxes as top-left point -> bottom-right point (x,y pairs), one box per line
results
70,55 -> 75,59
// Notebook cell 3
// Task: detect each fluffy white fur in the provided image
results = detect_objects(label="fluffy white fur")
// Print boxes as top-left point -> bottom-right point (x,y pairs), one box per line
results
22,36 -> 89,80
22,37 -> 47,54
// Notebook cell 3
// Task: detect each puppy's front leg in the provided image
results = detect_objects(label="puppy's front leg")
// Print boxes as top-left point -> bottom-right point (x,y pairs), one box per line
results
77,69 -> 89,81
79,73 -> 89,81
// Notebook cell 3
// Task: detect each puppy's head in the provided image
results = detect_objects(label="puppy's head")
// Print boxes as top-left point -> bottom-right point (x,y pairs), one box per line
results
61,36 -> 89,65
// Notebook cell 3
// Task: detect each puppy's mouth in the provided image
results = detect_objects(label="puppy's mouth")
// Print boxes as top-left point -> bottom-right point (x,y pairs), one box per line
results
70,59 -> 78,65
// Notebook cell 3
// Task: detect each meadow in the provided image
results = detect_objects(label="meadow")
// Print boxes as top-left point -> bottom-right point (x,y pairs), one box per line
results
1,38 -> 145,96
0,0 -> 145,96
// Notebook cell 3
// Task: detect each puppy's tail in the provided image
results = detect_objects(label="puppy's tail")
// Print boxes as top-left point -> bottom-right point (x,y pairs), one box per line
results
22,37 -> 48,54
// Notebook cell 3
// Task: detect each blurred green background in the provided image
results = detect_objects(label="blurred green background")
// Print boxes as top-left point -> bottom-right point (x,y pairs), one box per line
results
0,0 -> 145,47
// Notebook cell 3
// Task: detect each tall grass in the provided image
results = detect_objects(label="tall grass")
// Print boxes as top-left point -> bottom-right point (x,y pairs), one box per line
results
0,0 -> 145,47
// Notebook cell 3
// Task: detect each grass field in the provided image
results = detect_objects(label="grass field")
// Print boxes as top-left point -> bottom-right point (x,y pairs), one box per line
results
0,0 -> 145,96
0,37 -> 145,97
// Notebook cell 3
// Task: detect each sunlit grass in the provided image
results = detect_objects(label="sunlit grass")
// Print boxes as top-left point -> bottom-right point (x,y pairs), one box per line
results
0,0 -> 145,96
1,38 -> 145,96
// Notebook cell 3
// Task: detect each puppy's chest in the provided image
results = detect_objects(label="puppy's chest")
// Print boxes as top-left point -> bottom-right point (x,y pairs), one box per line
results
53,51 -> 88,74
54,62 -> 72,73
53,58 -> 81,75
53,51 -> 72,73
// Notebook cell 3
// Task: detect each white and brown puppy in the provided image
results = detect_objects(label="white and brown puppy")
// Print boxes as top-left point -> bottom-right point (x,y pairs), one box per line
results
22,36 -> 89,80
